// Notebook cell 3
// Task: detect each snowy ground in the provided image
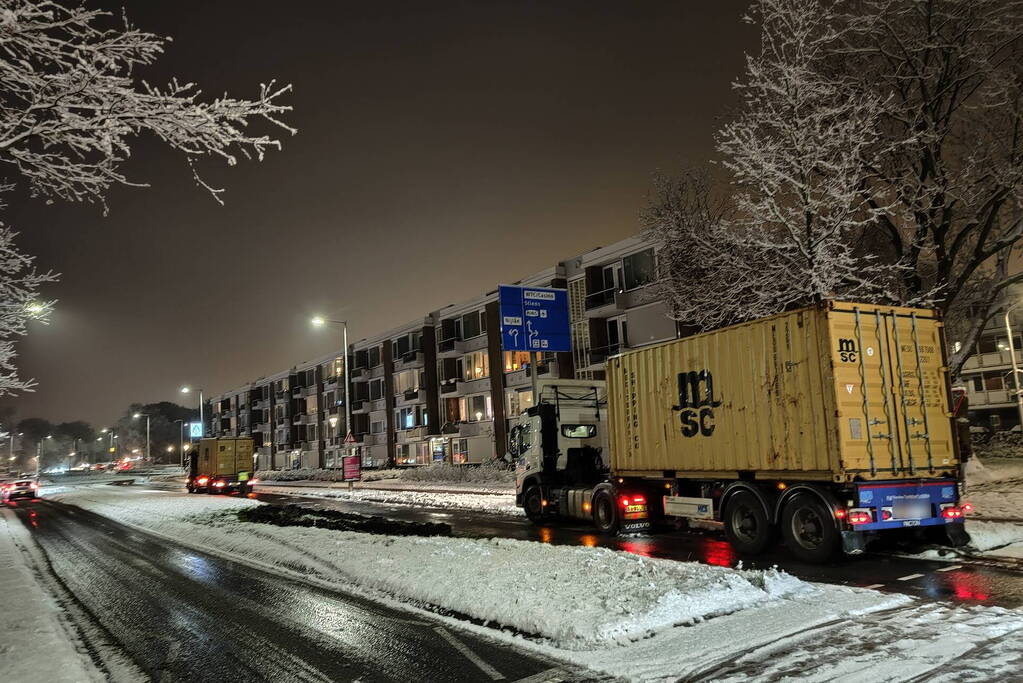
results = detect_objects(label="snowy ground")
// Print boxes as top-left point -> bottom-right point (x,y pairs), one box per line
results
0,510 -> 101,681
252,482 -> 522,515
46,484 -> 1023,680
963,457 -> 1023,561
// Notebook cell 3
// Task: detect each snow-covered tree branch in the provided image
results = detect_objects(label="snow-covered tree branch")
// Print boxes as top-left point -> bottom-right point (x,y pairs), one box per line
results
0,186 -> 56,395
646,0 -> 1023,377
0,0 -> 296,208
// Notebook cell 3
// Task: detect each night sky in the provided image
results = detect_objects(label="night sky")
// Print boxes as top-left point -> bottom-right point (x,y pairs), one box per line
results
0,1 -> 754,427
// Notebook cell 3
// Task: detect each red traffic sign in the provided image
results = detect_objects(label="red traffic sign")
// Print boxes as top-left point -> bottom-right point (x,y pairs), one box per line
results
342,455 -> 361,482
343,431 -> 357,444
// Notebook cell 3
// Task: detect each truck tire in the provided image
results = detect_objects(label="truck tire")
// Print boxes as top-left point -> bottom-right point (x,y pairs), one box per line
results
523,485 -> 545,523
781,494 -> 840,563
592,490 -> 620,536
723,491 -> 774,555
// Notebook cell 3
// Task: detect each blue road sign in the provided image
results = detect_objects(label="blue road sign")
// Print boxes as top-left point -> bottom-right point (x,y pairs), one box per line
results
189,422 -> 203,438
498,285 -> 571,352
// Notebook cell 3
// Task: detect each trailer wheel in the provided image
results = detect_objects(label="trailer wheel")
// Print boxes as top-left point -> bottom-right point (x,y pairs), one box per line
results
723,491 -> 774,555
781,494 -> 839,563
523,485 -> 545,523
592,490 -> 620,536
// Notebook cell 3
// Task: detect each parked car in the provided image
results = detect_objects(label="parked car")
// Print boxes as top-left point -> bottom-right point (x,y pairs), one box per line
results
2,479 -> 39,503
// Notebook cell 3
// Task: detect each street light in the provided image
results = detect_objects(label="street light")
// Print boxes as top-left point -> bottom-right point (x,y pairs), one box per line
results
36,435 -> 52,476
133,412 -> 151,462
181,386 -> 204,438
311,316 -> 351,458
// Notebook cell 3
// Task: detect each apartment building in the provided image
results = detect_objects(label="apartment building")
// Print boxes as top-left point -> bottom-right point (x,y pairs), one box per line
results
957,307 -> 1023,432
207,234 -> 682,468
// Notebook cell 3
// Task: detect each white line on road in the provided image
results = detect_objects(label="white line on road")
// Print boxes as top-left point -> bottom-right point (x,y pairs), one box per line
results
864,584 -> 885,590
434,626 -> 506,680
935,564 -> 963,572
510,668 -> 569,683
897,573 -> 924,581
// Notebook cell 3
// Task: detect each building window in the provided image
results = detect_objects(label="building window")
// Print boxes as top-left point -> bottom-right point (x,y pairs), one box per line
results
462,310 -> 485,339
504,351 -> 531,372
393,368 -> 421,394
367,378 -> 382,401
505,389 -> 534,416
369,346 -> 381,368
463,350 -> 489,381
622,248 -> 656,290
983,371 -> 1005,390
305,395 -> 317,414
371,420 -> 384,434
396,405 -> 428,429
452,438 -> 469,464
459,393 -> 492,422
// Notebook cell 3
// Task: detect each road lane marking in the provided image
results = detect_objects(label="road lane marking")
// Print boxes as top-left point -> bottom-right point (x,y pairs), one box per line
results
510,668 -> 569,683
936,564 -> 963,572
434,626 -> 505,680
864,584 -> 884,590
897,573 -> 924,581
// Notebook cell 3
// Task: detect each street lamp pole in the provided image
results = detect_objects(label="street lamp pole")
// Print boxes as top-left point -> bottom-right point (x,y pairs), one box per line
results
174,419 -> 185,466
312,317 -> 351,457
181,387 -> 205,438
133,413 -> 150,462
1005,303 -> 1023,430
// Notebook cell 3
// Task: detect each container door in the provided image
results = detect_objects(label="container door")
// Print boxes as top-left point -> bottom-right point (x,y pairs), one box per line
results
884,311 -> 956,475
830,305 -> 955,478
216,440 -> 236,474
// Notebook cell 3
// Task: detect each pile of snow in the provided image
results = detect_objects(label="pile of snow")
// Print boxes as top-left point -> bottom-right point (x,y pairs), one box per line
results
53,485 -> 818,649
253,483 -> 522,515
400,461 -> 515,486
254,462 -> 514,487
968,521 -> 1023,558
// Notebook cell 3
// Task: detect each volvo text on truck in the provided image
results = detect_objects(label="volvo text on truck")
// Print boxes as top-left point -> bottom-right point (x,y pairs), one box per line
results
511,301 -> 968,562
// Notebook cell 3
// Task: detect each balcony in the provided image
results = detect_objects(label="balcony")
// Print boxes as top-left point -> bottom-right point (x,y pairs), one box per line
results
322,377 -> 339,391
352,399 -> 370,413
395,426 -> 428,442
394,351 -> 425,371
584,287 -> 625,317
403,388 -> 420,401
440,381 -> 460,395
362,433 -> 383,446
458,420 -> 494,438
588,343 -> 622,366
961,349 -> 1022,373
438,337 -> 464,357
301,440 -> 321,452
350,367 -> 367,379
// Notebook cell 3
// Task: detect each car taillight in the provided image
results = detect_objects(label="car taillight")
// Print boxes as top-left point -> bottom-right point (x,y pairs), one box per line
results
631,495 -> 646,505
848,509 -> 873,525
961,502 -> 974,514
197,477 -> 209,485
619,497 -> 630,507
941,506 -> 963,519
834,508 -> 847,519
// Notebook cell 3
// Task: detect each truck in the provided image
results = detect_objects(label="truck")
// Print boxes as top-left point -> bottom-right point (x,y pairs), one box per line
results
512,301 -> 968,562
186,437 -> 256,495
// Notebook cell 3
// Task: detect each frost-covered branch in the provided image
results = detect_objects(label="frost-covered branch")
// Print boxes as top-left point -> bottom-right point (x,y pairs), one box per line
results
0,0 -> 295,208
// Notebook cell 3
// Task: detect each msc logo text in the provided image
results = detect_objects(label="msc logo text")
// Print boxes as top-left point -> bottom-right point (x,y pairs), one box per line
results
674,370 -> 722,438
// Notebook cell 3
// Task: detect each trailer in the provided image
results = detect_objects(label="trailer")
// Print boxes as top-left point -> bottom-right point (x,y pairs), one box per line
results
187,437 -> 255,494
512,301 -> 968,562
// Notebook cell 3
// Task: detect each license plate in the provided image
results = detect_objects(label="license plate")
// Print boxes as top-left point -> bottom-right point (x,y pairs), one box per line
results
626,505 -> 646,513
893,499 -> 930,520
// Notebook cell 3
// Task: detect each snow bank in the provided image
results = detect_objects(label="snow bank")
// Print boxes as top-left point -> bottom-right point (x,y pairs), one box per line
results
255,461 -> 514,486
54,486 -> 818,649
968,520 -> 1023,557
254,483 -> 522,515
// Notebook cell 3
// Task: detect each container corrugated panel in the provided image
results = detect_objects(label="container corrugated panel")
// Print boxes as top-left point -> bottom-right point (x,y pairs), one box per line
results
233,438 -> 254,472
607,302 -> 957,482
215,439 -> 237,475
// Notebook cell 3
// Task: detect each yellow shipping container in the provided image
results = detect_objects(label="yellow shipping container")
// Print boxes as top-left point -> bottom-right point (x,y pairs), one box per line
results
607,301 -> 958,483
199,437 -> 255,477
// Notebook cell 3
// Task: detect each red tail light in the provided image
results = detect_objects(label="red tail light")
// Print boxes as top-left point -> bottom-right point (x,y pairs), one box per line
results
619,497 -> 630,507
848,510 -> 873,525
631,495 -> 646,505
196,476 -> 209,485
834,508 -> 847,519
942,506 -> 963,519
961,502 -> 974,514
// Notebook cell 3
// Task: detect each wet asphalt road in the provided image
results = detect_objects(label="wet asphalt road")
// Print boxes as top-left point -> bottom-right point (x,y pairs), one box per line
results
10,499 -> 584,682
249,487 -> 1023,609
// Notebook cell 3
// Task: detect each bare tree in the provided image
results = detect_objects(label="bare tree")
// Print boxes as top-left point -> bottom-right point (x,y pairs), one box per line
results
837,0 -> 1023,375
0,186 -> 55,395
0,0 -> 294,395
647,0 -> 901,331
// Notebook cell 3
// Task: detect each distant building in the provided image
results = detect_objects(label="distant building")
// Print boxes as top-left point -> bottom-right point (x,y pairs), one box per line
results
957,306 -> 1023,432
207,234 -> 680,469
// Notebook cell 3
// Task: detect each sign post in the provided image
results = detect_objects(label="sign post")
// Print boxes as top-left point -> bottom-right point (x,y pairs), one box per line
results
342,432 -> 359,491
498,285 -> 571,407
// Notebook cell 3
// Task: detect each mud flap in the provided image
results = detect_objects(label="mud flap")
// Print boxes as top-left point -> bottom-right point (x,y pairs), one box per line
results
945,522 -> 970,548
841,530 -> 866,555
